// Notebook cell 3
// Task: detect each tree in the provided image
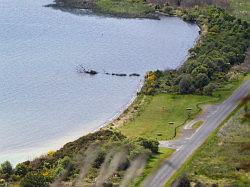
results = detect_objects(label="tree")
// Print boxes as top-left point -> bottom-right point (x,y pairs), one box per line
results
214,58 -> 230,72
194,73 -> 209,89
179,74 -> 195,94
0,161 -> 13,179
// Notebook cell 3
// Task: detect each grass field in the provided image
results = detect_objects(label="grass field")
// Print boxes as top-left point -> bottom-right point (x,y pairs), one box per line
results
166,105 -> 250,186
119,74 -> 250,141
119,94 -> 214,140
229,0 -> 250,22
96,0 -> 154,17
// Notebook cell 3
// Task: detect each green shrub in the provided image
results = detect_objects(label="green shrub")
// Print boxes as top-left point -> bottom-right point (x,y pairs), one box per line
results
173,174 -> 191,187
0,161 -> 13,179
15,162 -> 31,177
136,138 -> 159,154
20,173 -> 49,187
203,83 -> 217,96
179,74 -> 195,94
162,6 -> 174,15
194,73 -> 209,89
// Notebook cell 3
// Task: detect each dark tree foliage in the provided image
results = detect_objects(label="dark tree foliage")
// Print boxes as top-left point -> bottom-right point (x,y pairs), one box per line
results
20,173 -> 49,187
15,162 -> 31,177
194,73 -> 209,89
179,74 -> 195,94
137,138 -> 159,153
173,174 -> 191,187
0,161 -> 13,179
149,6 -> 249,95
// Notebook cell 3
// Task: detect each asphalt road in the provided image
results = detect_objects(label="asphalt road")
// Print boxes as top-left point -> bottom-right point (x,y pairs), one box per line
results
144,79 -> 250,187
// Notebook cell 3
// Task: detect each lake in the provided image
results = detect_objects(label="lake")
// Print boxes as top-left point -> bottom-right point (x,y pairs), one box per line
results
0,0 -> 199,165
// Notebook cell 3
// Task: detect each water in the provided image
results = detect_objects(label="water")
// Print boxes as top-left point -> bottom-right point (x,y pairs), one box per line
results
0,0 -> 199,165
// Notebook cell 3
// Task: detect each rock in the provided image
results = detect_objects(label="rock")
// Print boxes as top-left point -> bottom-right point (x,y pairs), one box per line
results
76,65 -> 98,75
129,73 -> 140,77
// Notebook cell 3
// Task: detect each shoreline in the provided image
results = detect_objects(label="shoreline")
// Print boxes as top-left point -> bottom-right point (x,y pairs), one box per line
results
101,17 -> 202,131
5,6 -> 202,165
0,14 -> 200,166
45,3 -> 160,19
37,17 -> 201,162
100,78 -> 145,130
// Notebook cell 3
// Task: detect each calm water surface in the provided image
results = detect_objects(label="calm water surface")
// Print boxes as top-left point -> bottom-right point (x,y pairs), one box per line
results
0,0 -> 199,164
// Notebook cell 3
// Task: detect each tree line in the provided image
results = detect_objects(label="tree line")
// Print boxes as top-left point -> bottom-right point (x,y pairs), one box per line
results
142,5 -> 249,95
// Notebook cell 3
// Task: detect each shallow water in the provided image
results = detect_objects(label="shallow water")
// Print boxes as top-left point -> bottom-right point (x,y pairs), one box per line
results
0,0 -> 199,165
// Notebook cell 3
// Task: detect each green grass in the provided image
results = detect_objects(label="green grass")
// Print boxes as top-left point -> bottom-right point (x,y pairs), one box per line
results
96,0 -> 154,17
212,74 -> 250,102
119,74 -> 250,140
229,0 -> 250,22
165,105 -> 250,187
119,94 -> 215,140
133,147 -> 175,186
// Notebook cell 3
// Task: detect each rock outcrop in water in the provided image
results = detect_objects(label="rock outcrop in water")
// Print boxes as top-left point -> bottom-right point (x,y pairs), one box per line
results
76,65 -> 140,77
129,73 -> 140,77
76,65 -> 98,75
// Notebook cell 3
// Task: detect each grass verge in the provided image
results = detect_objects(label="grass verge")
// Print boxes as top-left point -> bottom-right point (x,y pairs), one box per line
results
229,0 -> 250,22
165,104 -> 249,187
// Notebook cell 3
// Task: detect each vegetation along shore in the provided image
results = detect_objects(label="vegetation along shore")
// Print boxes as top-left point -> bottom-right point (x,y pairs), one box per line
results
0,0 -> 249,186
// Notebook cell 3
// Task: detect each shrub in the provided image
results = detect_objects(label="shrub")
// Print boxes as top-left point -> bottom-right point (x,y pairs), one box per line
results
136,138 -> 159,154
173,174 -> 191,187
179,74 -> 195,94
20,172 -> 49,187
0,179 -> 6,187
0,161 -> 13,179
162,6 -> 174,15
15,162 -> 31,177
92,151 -> 106,168
203,83 -> 217,96
194,73 -> 209,89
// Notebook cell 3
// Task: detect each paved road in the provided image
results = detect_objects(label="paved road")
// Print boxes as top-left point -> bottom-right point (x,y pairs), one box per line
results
144,79 -> 250,187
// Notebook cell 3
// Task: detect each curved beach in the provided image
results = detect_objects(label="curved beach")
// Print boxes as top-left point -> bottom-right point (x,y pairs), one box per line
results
0,0 -> 200,165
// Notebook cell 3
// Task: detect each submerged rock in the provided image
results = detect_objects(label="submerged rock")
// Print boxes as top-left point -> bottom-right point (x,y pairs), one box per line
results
76,65 -> 98,75
85,69 -> 98,75
129,73 -> 140,77
111,73 -> 127,77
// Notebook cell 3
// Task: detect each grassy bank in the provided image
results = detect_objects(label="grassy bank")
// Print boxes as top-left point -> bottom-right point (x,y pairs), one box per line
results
229,0 -> 250,22
119,74 -> 249,141
165,104 -> 250,186
96,0 -> 154,18
49,0 -> 155,18
119,94 -> 213,140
